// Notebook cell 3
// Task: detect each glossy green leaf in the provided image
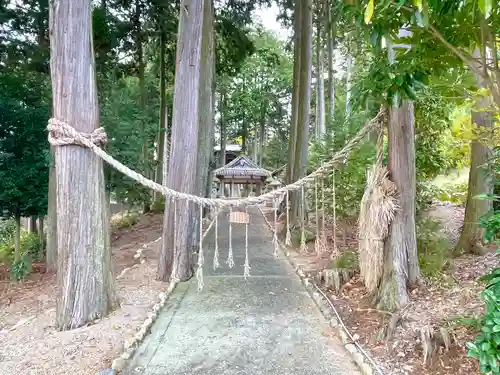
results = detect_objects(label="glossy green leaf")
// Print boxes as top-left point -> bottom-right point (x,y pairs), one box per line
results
364,0 -> 375,24
478,0 -> 492,16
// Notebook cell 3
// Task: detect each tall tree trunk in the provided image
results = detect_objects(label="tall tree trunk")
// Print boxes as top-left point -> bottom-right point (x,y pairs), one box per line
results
158,0 -> 211,282
291,0 -> 313,223
286,0 -> 303,185
455,55 -> 494,254
315,7 -> 325,140
345,52 -> 353,121
154,33 -> 167,205
162,107 -> 169,185
46,149 -> 57,272
326,0 -> 335,128
376,101 -> 419,311
259,98 -> 267,166
29,216 -> 38,233
134,0 -> 150,213
38,217 -> 45,254
14,212 -> 21,263
50,0 -> 116,330
219,89 -> 227,167
190,1 -> 215,250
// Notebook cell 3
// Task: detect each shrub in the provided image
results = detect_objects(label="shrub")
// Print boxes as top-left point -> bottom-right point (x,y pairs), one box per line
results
416,217 -> 452,280
110,212 -> 140,230
0,230 -> 44,264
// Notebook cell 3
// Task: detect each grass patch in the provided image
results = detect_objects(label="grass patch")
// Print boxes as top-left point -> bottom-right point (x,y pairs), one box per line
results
331,249 -> 358,271
417,216 -> 453,281
150,197 -> 165,213
111,212 -> 140,230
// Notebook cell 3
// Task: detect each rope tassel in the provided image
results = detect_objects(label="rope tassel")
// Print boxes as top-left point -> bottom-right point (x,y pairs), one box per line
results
226,206 -> 234,268
196,205 -> 204,291
243,207 -> 250,278
213,210 -> 220,270
300,185 -> 307,253
273,193 -> 279,257
285,190 -> 292,246
314,178 -> 320,254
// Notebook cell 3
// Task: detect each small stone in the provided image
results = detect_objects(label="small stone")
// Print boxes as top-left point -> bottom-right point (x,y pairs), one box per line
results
360,363 -> 373,375
158,292 -> 167,300
148,312 -> 157,320
140,259 -> 145,264
111,357 -> 127,371
352,333 -> 360,341
133,253 -> 141,260
339,330 -> 349,344
152,304 -> 161,313
352,352 -> 364,366
397,351 -> 405,357
330,317 -> 339,327
121,350 -> 132,360
345,343 -> 357,354
134,331 -> 145,342
143,318 -> 153,328
124,338 -> 136,350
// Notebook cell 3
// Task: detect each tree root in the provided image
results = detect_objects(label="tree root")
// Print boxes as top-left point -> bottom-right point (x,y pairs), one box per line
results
420,325 -> 451,365
316,268 -> 354,293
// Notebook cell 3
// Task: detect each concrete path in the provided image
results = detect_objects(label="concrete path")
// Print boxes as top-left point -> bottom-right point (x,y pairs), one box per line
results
124,206 -> 360,375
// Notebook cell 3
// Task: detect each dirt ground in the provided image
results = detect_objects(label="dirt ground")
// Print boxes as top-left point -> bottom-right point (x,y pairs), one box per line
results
0,213 -> 165,375
265,203 -> 498,375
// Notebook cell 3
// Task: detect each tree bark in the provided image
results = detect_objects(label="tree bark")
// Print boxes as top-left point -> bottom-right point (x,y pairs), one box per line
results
285,0 -> 303,185
134,0 -> 150,213
326,0 -> 335,128
258,98 -> 267,166
345,52 -> 353,121
190,0 -> 215,249
455,76 -> 494,254
38,217 -> 44,254
14,213 -> 21,263
50,0 -> 116,330
46,149 -> 57,272
219,89 -> 227,167
29,216 -> 38,233
154,33 -> 167,205
376,101 -> 419,311
158,0 -> 211,282
315,5 -> 325,140
291,0 -> 313,223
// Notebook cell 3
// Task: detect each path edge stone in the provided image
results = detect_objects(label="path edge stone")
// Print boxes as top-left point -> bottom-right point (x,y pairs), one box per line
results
104,236 -> 178,374
257,204 -> 375,375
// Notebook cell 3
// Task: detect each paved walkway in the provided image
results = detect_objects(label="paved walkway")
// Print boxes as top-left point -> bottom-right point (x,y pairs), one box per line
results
124,206 -> 360,375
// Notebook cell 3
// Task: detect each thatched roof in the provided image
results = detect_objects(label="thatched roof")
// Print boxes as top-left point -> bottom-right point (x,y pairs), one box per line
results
214,155 -> 272,178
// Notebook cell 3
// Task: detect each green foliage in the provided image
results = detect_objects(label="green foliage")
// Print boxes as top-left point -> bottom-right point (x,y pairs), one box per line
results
0,225 -> 44,281
309,114 -> 377,218
466,276 -> 500,374
332,249 -> 359,271
110,212 -> 140,231
11,253 -> 32,281
0,70 -> 50,222
467,147 -> 500,374
416,217 -> 452,279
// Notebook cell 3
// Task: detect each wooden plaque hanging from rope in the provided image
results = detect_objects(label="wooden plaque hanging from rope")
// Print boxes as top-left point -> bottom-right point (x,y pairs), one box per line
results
229,211 -> 249,224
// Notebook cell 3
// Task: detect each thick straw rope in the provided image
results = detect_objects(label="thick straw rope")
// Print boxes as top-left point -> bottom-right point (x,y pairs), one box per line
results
196,205 -> 204,291
46,109 -> 384,208
213,210 -> 220,269
285,190 -> 292,246
300,185 -> 307,253
226,206 -> 234,268
314,177 -> 320,254
243,206 -> 250,278
273,192 -> 279,257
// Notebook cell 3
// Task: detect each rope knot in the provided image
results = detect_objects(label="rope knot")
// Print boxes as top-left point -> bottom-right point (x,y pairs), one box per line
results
47,118 -> 108,148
